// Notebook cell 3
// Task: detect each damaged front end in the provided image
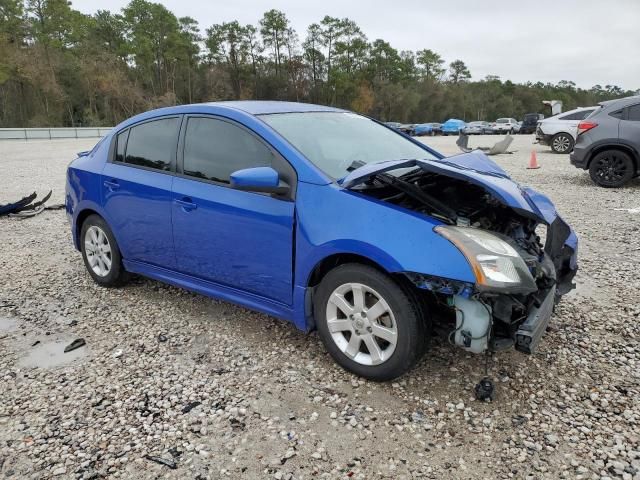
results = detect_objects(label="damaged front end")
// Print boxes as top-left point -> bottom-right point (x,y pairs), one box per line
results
341,152 -> 578,355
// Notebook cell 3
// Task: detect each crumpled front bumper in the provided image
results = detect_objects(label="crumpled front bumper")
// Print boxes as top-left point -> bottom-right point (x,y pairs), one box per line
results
514,285 -> 556,354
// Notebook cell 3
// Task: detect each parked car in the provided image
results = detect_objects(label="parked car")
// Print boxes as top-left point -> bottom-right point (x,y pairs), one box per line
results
462,121 -> 492,135
441,118 -> 466,135
413,123 -> 443,136
428,123 -> 443,135
491,118 -> 520,134
412,123 -> 434,136
384,121 -> 402,131
520,113 -> 544,134
398,124 -> 416,135
570,96 -> 640,188
536,106 -> 597,153
66,101 -> 578,380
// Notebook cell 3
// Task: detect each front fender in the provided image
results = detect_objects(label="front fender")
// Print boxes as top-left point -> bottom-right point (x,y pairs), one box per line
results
294,182 -> 476,288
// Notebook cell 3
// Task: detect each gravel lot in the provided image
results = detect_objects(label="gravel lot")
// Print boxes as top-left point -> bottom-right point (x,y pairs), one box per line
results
1,135 -> 639,480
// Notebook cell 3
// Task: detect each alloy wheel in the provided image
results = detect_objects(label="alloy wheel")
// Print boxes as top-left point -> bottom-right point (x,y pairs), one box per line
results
84,225 -> 112,277
593,154 -> 629,184
325,283 -> 398,366
552,135 -> 571,153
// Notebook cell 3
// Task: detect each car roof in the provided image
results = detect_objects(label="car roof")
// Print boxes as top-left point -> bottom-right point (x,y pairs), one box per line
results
112,101 -> 348,132
208,100 -> 346,115
597,95 -> 640,109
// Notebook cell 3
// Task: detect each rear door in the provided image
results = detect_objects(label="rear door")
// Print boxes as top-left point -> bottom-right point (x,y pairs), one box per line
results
101,116 -> 181,269
619,103 -> 640,147
171,115 -> 296,305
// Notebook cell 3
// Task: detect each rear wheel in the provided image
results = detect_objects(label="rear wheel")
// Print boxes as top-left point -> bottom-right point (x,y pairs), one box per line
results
314,264 -> 427,381
589,150 -> 635,188
80,215 -> 128,287
551,133 -> 574,153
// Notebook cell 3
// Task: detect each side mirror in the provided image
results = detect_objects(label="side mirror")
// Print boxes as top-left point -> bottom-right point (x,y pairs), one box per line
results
230,166 -> 290,196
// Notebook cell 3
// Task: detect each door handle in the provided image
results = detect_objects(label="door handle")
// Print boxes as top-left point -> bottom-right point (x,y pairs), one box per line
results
174,197 -> 197,211
103,179 -> 120,191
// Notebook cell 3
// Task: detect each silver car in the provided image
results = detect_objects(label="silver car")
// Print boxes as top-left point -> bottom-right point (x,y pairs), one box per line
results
462,121 -> 492,135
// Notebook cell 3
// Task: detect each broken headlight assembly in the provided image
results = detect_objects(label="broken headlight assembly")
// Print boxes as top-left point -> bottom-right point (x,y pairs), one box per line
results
434,225 -> 537,294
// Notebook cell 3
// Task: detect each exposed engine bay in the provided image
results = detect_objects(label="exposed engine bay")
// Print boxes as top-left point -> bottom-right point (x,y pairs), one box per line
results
348,166 -> 577,355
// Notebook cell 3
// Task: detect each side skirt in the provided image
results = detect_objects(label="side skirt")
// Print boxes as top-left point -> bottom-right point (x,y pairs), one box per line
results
123,259 -> 297,324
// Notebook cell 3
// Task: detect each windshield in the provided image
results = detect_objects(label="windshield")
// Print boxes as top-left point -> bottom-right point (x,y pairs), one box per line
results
261,112 -> 437,179
496,118 -> 508,123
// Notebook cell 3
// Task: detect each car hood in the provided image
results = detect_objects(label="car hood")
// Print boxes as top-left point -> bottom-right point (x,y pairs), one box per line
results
340,151 -> 578,291
340,151 -> 574,234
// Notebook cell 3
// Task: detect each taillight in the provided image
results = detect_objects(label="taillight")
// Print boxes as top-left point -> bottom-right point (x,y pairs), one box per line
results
577,121 -> 598,136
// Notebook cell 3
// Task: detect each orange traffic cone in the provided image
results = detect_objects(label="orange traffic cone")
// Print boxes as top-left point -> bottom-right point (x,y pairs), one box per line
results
527,150 -> 540,169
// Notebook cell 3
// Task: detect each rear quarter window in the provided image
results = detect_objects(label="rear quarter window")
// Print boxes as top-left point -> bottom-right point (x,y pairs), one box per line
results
627,104 -> 640,121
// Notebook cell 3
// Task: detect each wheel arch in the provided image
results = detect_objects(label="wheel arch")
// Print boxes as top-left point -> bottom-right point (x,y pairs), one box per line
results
307,253 -> 392,288
301,252 -> 426,332
74,208 -> 101,251
587,143 -> 640,171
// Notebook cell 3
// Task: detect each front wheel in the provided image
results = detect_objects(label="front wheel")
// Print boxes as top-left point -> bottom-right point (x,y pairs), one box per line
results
314,264 -> 427,381
551,133 -> 574,153
589,150 -> 635,188
80,214 -> 128,287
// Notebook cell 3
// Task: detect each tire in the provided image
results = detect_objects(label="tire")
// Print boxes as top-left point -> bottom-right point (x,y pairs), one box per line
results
589,150 -> 635,188
550,133 -> 574,154
314,264 -> 427,381
80,214 -> 128,287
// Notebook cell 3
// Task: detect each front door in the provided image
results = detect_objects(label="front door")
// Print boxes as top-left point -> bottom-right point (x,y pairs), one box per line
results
101,116 -> 181,269
171,116 -> 295,305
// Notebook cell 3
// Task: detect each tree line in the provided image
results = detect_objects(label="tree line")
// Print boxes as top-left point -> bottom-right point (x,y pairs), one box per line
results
0,0 -> 636,128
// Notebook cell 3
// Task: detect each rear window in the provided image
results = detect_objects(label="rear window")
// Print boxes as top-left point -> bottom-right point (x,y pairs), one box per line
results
627,104 -> 640,121
125,118 -> 180,171
560,110 -> 593,121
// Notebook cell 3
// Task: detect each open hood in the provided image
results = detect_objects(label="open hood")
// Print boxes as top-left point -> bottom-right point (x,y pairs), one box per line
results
339,151 -> 578,292
341,151 -> 568,230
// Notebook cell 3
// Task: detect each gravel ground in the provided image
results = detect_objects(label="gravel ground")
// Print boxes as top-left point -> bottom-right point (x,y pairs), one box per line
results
1,135 -> 639,480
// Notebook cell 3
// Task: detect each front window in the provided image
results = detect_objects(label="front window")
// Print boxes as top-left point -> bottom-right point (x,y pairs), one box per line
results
182,117 -> 274,184
260,112 -> 437,179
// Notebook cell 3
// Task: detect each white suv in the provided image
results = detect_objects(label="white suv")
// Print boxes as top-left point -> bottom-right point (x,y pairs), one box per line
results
536,107 -> 597,153
492,118 -> 520,134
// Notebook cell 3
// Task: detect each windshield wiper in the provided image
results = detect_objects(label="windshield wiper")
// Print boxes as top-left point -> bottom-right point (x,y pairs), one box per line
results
373,172 -> 457,224
345,160 -> 367,172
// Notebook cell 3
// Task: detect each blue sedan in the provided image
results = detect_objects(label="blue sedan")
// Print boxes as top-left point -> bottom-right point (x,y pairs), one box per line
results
66,101 -> 578,380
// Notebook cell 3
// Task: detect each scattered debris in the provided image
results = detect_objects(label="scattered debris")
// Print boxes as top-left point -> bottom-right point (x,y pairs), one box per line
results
0,192 -> 37,216
31,340 -> 41,347
168,447 -> 182,458
0,191 -> 59,218
474,377 -> 495,401
144,455 -> 177,469
456,133 -> 514,155
64,338 -> 86,353
181,401 -> 201,414
9,206 -> 46,219
157,334 -> 168,343
112,349 -> 123,358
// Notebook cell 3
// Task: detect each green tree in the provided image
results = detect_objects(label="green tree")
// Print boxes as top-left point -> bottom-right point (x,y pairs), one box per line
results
416,49 -> 444,81
448,59 -> 471,83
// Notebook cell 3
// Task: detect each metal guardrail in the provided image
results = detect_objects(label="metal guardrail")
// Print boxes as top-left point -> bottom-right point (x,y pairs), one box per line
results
0,127 -> 113,140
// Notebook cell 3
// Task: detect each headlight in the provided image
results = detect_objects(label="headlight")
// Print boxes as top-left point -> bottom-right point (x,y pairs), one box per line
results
435,225 -> 537,293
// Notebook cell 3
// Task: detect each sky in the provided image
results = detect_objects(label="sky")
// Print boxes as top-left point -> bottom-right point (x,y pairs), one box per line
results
71,0 -> 640,90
